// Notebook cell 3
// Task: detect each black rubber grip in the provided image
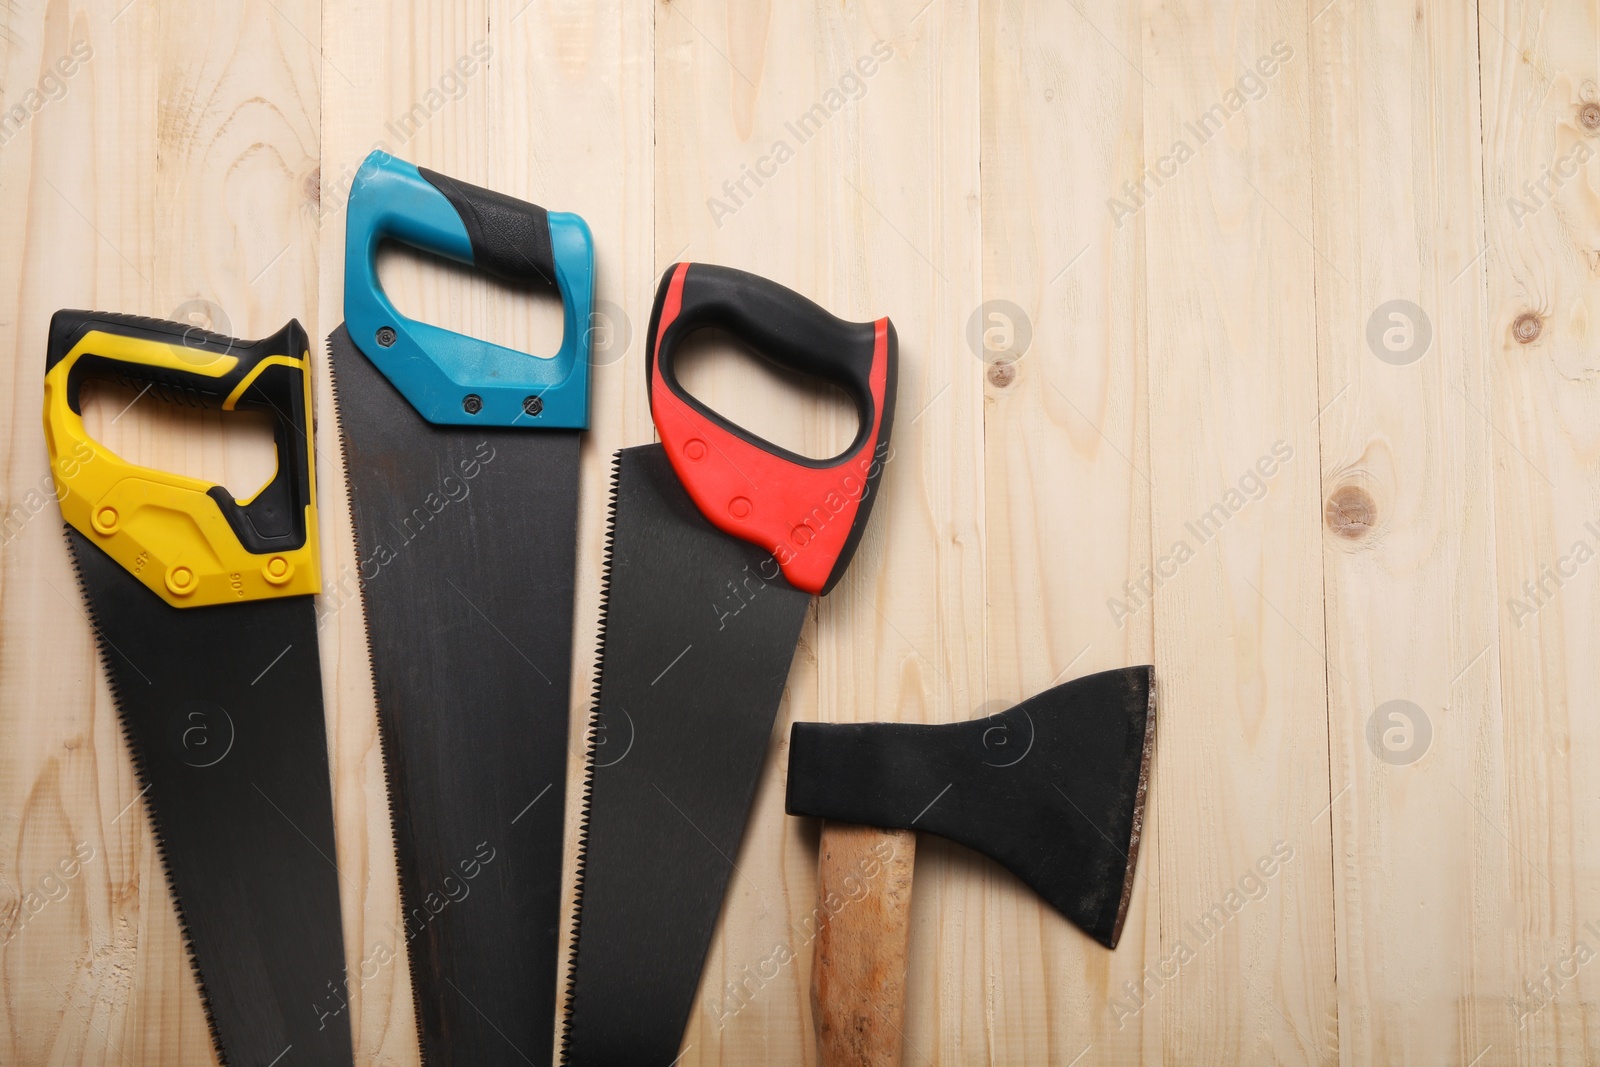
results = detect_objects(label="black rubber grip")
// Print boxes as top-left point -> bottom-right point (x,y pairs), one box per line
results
46,309 -> 315,554
419,167 -> 556,288
646,262 -> 895,469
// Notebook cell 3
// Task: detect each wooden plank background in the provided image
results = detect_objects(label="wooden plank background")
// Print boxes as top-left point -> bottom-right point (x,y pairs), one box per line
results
0,1 -> 1596,1064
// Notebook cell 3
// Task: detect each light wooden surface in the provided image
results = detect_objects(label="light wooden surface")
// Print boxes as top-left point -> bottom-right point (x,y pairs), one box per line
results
1,1 -> 1597,1065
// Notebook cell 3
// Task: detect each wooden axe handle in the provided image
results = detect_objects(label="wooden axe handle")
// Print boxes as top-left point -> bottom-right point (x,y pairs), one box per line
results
813,823 -> 917,1067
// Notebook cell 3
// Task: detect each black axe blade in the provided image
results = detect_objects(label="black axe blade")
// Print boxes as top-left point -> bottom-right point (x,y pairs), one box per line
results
785,665 -> 1156,949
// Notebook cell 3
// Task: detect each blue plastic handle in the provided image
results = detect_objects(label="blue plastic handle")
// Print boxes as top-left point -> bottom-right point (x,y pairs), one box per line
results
342,151 -> 593,428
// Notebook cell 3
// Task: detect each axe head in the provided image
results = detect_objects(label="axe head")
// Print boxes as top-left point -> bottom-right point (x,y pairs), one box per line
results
785,665 -> 1155,949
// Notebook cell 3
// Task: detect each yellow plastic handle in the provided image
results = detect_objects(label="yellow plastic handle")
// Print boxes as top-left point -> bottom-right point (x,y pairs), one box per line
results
43,311 -> 320,609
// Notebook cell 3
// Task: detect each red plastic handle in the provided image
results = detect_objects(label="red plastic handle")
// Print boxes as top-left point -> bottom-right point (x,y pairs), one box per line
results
646,263 -> 897,596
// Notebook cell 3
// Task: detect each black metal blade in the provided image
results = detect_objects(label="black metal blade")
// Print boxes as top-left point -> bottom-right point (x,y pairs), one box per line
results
65,527 -> 351,1067
786,666 -> 1157,949
328,325 -> 579,1067
563,444 -> 812,1067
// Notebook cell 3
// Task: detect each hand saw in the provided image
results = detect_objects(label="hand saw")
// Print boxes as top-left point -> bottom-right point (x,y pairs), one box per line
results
563,262 -> 897,1067
327,151 -> 593,1066
43,310 -> 352,1065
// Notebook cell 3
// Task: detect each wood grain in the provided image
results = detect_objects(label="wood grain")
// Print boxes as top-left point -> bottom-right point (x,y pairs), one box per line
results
3,1 -> 1600,1065
2,0 -> 320,1062
1141,2 -> 1336,1064
812,824 -> 916,1067
1479,2 -> 1600,1064
978,0 -> 1157,1061
1312,3 -> 1509,1065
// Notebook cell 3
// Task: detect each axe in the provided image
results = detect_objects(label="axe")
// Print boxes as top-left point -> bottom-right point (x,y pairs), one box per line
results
785,666 -> 1156,1066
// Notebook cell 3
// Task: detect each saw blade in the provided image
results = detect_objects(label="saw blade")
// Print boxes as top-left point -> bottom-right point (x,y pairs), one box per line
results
66,527 -> 352,1066
562,443 -> 812,1067
328,325 -> 579,1067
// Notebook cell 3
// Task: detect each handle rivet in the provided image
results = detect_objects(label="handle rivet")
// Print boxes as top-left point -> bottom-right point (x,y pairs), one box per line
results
376,326 -> 397,348
263,556 -> 294,585
730,496 -> 751,518
522,396 -> 544,417
791,524 -> 815,547
462,394 -> 484,415
93,506 -> 119,534
684,438 -> 707,461
166,566 -> 197,596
